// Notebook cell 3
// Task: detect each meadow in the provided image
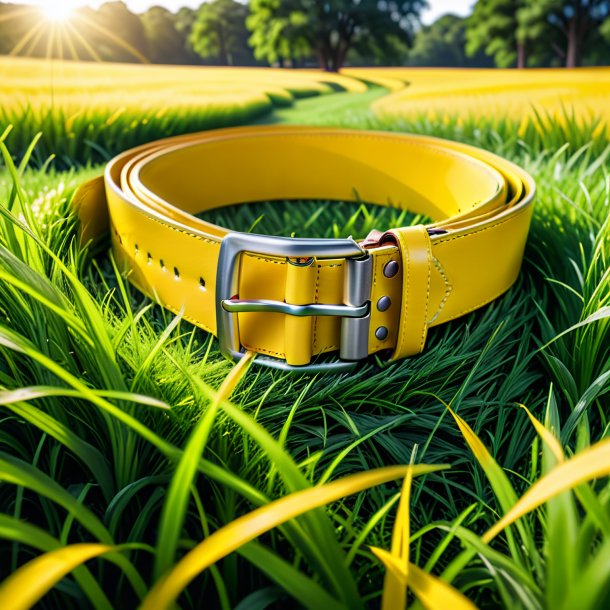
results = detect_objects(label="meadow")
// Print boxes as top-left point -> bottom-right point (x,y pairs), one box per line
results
0,57 -> 608,610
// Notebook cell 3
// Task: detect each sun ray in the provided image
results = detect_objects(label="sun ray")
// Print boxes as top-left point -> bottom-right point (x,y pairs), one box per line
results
10,20 -> 46,56
24,24 -> 47,58
61,23 -> 81,61
73,13 -> 150,63
45,23 -> 56,60
5,3 -> 151,64
57,24 -> 66,61
0,7 -> 36,24
65,20 -> 103,62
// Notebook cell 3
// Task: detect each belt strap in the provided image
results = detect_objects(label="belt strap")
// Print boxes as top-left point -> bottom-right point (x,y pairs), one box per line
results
74,126 -> 535,371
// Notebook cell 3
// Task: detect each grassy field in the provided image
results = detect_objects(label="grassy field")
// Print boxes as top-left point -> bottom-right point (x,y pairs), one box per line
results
0,57 -> 367,165
347,67 -> 610,130
0,58 -> 609,610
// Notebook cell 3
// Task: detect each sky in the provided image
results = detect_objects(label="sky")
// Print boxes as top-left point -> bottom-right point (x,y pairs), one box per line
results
11,0 -> 474,24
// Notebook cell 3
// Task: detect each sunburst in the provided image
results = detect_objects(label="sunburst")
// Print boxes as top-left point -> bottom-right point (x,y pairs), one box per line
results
41,3 -> 74,22
0,3 -> 149,63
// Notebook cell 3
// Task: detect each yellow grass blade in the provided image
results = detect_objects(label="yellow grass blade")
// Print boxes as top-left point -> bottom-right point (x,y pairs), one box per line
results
483,438 -> 610,544
518,403 -> 564,463
371,549 -> 478,610
139,463 -> 447,610
395,464 -> 413,562
152,350 -> 254,579
446,404 -> 535,565
372,546 -> 407,583
0,544 -> 112,610
408,562 -> 479,610
381,456 -> 414,610
447,406 -> 496,469
216,350 -> 255,401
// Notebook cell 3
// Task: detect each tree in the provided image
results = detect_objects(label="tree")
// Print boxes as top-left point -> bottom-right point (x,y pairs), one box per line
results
603,13 -> 610,40
517,0 -> 610,67
189,0 -> 253,66
82,1 -> 149,63
409,14 -> 494,67
247,0 -> 427,72
141,6 -> 196,65
175,6 -> 200,60
247,0 -> 312,67
466,0 -> 529,68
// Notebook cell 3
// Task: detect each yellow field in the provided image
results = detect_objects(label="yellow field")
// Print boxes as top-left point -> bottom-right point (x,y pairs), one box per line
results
1,55 -> 367,115
4,57 -> 608,129
345,67 -> 610,134
0,56 -> 370,162
2,57 -> 607,164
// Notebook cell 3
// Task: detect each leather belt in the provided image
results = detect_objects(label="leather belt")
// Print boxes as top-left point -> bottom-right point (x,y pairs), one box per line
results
74,126 -> 535,372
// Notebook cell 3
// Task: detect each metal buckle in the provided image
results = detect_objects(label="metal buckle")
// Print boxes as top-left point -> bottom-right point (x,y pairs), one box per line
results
216,232 -> 372,373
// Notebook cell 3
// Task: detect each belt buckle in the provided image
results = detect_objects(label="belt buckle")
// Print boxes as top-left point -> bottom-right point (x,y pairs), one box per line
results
216,232 -> 372,373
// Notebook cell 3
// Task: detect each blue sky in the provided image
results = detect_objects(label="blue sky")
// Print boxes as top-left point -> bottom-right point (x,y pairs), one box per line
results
13,0 -> 474,24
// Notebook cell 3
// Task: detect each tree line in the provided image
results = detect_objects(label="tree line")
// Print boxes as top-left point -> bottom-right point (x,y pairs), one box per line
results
0,0 -> 608,70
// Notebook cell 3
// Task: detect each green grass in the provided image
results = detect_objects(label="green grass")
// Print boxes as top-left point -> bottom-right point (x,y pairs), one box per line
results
0,87 -> 608,610
252,86 -> 389,125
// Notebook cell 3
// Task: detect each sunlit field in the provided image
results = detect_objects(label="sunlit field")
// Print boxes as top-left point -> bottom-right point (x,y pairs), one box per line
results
0,54 -> 609,610
348,67 -> 610,129
0,57 -> 367,164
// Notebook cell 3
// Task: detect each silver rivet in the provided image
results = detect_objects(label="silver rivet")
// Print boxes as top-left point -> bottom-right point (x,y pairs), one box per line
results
383,260 -> 399,278
375,326 -> 388,341
377,296 -> 391,312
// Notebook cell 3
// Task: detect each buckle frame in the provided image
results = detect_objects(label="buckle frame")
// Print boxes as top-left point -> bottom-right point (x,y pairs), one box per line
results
216,232 -> 372,373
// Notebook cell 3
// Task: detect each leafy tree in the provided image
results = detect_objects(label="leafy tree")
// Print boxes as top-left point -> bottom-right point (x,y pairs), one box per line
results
466,0 -> 529,68
247,0 -> 312,67
189,0 -> 254,66
409,14 -> 494,67
175,6 -> 197,36
247,0 -> 426,72
175,6 -> 202,61
141,6 -> 196,65
517,0 -> 610,67
603,13 -> 610,39
82,1 -> 149,63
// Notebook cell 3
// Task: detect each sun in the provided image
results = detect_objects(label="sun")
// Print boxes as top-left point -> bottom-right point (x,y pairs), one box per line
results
41,3 -> 75,23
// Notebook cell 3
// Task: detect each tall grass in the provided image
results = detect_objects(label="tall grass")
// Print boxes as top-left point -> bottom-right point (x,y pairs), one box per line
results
0,77 -> 608,608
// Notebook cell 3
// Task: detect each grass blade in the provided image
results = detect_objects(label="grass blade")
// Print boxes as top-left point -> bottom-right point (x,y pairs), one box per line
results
484,438 -> 610,543
154,351 -> 254,578
0,544 -> 113,610
371,549 -> 478,610
381,447 -> 416,610
518,404 -> 564,463
408,562 -> 478,610
447,405 -> 535,568
0,452 -> 112,544
140,464 -> 447,610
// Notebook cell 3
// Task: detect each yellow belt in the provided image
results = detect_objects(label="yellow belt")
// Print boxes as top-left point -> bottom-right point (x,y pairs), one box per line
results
74,126 -> 535,372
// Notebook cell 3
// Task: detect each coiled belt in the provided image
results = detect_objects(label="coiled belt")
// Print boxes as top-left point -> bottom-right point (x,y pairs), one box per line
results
74,126 -> 535,372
